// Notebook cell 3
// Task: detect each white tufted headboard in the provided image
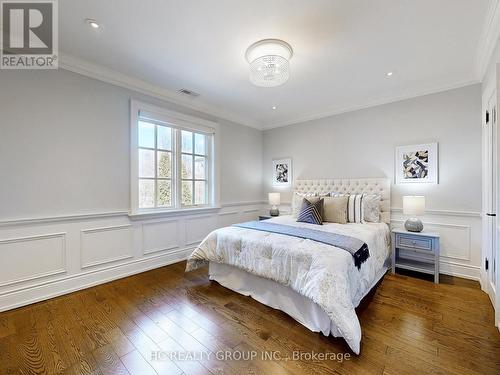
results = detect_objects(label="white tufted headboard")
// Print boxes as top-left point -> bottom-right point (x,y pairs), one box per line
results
294,178 -> 391,224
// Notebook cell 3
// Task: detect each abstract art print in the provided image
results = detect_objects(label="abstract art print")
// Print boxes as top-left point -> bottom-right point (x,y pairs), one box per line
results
395,143 -> 438,184
272,158 -> 292,187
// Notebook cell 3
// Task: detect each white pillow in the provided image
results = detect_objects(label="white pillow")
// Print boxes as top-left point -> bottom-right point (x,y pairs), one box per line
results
363,194 -> 381,223
332,193 -> 381,223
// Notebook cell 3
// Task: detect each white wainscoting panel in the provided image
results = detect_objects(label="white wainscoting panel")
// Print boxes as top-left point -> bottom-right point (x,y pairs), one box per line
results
142,219 -> 179,255
217,211 -> 240,228
185,215 -> 218,245
241,208 -> 261,222
80,224 -> 133,269
0,202 -> 261,312
0,233 -> 66,287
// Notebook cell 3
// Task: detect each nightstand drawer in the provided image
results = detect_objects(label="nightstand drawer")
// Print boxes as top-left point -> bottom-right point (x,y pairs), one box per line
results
397,235 -> 433,251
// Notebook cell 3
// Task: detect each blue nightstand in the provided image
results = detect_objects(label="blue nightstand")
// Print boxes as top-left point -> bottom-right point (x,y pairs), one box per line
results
391,228 -> 440,283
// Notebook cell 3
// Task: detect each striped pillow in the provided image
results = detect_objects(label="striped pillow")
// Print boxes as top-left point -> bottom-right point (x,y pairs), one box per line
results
333,194 -> 364,223
296,198 -> 324,225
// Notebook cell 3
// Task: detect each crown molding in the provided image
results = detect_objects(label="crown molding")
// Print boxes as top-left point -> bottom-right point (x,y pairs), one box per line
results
59,53 -> 264,130
476,0 -> 500,80
261,79 -> 480,130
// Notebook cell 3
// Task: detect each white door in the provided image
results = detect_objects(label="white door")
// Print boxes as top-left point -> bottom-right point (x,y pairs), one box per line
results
485,92 -> 497,306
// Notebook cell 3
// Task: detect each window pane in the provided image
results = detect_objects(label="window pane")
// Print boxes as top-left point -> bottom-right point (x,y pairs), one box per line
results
182,181 -> 193,205
139,149 -> 155,178
181,154 -> 193,178
195,133 -> 206,155
157,126 -> 171,150
195,181 -> 207,205
157,180 -> 171,207
194,156 -> 206,179
139,179 -> 155,208
157,151 -> 171,178
181,130 -> 193,153
138,121 -> 155,148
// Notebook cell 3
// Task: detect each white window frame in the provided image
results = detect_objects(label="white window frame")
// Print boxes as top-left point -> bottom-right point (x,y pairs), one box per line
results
130,100 -> 220,216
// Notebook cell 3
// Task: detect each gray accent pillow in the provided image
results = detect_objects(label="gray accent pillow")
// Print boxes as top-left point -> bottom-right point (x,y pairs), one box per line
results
323,196 -> 348,224
296,198 -> 324,225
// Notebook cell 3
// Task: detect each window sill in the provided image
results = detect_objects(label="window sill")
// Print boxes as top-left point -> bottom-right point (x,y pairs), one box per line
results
128,206 -> 221,220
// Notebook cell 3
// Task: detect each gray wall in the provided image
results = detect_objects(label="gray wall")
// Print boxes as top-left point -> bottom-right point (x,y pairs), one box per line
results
0,69 -> 263,220
0,69 -> 481,220
263,84 -> 482,212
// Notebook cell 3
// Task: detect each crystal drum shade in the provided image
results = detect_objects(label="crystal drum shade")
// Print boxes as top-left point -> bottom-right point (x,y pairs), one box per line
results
245,39 -> 293,87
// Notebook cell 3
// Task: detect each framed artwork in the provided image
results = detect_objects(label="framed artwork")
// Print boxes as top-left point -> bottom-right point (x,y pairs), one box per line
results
395,143 -> 438,184
272,158 -> 292,187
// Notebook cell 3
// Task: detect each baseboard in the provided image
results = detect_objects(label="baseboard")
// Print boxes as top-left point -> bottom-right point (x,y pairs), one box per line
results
0,248 -> 193,312
479,269 -> 488,292
438,261 -> 481,281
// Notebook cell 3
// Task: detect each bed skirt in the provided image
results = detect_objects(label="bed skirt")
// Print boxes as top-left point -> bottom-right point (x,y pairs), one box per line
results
208,261 -> 388,340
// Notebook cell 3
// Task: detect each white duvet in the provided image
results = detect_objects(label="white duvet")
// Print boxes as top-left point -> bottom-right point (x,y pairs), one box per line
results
186,215 -> 391,354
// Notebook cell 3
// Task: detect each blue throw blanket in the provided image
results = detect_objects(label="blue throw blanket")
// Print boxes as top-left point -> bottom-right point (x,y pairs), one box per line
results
233,221 -> 369,269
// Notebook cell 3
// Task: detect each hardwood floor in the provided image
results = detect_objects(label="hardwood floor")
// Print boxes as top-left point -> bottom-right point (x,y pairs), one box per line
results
0,262 -> 499,375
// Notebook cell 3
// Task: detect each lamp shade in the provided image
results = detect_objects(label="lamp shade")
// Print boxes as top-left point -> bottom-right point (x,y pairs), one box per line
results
403,196 -> 425,216
268,192 -> 281,206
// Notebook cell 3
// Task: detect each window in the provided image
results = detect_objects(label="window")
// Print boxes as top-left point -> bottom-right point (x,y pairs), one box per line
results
181,130 -> 209,206
131,101 -> 218,214
138,121 -> 173,208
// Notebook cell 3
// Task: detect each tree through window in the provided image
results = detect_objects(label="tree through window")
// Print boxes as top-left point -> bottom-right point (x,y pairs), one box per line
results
132,103 -> 215,213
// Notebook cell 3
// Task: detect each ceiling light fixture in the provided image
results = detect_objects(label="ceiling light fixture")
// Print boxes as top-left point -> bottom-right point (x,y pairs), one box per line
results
245,39 -> 293,87
85,19 -> 100,29
272,106 -> 277,110
386,71 -> 394,77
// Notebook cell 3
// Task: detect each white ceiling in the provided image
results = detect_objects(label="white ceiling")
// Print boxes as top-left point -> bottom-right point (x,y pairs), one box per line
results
60,0 -> 493,129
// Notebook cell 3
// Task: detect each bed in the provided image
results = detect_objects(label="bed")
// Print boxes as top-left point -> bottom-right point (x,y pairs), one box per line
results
186,178 -> 391,354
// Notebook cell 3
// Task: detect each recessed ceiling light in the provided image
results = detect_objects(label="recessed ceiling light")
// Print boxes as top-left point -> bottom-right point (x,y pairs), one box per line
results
272,106 -> 277,110
85,19 -> 100,29
386,71 -> 394,77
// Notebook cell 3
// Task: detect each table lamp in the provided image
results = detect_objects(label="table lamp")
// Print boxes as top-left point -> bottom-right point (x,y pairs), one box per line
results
403,196 -> 425,232
268,193 -> 280,216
